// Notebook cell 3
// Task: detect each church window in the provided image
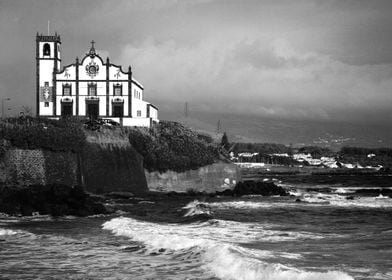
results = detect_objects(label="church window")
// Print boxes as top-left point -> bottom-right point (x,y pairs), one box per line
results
113,84 -> 122,96
63,84 -> 72,96
44,102 -> 49,107
43,43 -> 51,56
137,110 -> 142,117
88,84 -> 97,96
134,89 -> 141,99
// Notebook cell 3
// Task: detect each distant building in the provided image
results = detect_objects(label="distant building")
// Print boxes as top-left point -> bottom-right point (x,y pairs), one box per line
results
36,33 -> 158,127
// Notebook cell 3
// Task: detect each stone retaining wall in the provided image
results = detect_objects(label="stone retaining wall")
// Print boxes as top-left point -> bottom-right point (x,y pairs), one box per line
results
1,148 -> 78,187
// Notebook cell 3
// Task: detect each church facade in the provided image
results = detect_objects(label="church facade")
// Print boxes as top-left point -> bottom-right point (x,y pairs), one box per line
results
36,33 -> 158,127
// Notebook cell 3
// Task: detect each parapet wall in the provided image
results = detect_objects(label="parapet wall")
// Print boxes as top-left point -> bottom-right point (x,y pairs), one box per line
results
145,162 -> 241,193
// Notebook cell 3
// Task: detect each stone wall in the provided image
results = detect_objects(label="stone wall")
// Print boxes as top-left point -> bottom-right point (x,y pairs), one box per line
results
3,149 -> 46,186
0,143 -> 232,195
145,162 -> 241,193
1,148 -> 78,187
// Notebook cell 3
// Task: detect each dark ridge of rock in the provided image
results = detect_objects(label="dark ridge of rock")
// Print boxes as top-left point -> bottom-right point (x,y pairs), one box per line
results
158,180 -> 288,198
305,187 -> 333,193
209,181 -> 288,197
0,184 -> 108,217
230,181 -> 289,197
354,188 -> 392,197
106,192 -> 134,199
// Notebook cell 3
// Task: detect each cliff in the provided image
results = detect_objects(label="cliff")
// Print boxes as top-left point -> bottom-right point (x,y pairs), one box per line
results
0,118 -> 239,196
81,129 -> 147,194
0,118 -> 147,194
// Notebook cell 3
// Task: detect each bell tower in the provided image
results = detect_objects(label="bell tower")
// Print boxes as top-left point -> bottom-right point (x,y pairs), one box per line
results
36,32 -> 61,116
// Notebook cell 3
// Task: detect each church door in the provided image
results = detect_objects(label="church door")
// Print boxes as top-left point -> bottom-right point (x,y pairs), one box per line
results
61,102 -> 73,117
112,104 -> 123,117
87,103 -> 99,120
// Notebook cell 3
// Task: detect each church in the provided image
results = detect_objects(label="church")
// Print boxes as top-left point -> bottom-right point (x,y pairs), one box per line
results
36,33 -> 158,127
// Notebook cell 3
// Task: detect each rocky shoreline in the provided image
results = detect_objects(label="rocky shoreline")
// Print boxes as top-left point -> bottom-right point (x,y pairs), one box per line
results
0,184 -> 107,217
0,180 -> 287,217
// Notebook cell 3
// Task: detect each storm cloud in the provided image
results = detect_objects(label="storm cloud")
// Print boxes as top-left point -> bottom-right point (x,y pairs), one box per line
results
1,0 -> 392,124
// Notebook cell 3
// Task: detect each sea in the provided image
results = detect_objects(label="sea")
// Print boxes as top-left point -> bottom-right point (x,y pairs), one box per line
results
1,178 -> 392,280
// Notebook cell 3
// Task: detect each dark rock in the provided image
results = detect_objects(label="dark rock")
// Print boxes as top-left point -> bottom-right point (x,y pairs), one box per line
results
0,184 -> 108,217
107,192 -> 134,199
216,181 -> 288,197
354,188 -> 392,197
346,196 -> 355,200
305,187 -> 332,193
295,198 -> 302,202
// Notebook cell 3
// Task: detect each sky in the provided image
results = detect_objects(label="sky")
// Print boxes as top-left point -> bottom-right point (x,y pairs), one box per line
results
1,0 -> 392,126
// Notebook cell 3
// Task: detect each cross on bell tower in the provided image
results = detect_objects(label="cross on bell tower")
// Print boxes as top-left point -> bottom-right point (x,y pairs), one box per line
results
89,40 -> 96,57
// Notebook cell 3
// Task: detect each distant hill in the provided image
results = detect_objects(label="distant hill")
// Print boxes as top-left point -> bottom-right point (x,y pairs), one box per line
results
160,110 -> 392,150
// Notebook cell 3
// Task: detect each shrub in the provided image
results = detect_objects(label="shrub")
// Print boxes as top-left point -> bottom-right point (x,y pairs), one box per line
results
233,142 -> 290,154
126,121 -> 219,172
338,146 -> 392,168
0,117 -> 85,153
298,146 -> 334,158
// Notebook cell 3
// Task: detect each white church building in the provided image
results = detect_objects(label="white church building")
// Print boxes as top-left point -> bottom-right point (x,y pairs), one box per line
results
36,33 -> 158,127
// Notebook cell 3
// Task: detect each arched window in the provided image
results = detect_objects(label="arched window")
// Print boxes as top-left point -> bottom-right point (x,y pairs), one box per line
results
43,43 -> 51,56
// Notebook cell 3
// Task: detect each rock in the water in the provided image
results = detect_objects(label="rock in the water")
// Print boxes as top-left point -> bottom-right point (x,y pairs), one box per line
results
216,180 -> 288,197
107,192 -> 134,199
0,184 -> 108,217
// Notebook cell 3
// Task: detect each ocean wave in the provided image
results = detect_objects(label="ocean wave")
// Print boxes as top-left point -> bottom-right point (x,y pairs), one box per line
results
201,194 -> 392,209
301,193 -> 392,208
182,200 -> 213,218
334,187 -> 354,194
207,200 -> 284,209
102,217 -> 354,280
0,228 -> 19,236
204,245 -> 353,280
288,189 -> 303,196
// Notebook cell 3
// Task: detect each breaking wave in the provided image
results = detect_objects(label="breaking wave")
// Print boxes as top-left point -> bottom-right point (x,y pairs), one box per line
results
301,192 -> 392,208
0,228 -> 19,236
103,217 -> 354,280
194,193 -> 392,210
182,200 -> 213,218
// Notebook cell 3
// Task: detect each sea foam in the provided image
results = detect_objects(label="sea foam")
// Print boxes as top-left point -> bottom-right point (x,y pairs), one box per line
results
301,192 -> 392,208
0,228 -> 18,236
182,200 -> 213,217
102,217 -> 354,280
203,245 -> 354,280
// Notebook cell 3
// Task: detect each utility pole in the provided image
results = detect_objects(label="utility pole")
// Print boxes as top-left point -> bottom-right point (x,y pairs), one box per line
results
184,102 -> 189,118
217,119 -> 221,133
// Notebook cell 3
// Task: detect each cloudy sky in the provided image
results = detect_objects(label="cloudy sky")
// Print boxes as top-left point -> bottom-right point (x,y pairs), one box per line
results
1,0 -> 392,125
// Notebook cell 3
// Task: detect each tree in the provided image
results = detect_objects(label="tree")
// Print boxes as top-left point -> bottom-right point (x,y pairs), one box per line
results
221,132 -> 230,151
21,106 -> 33,116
